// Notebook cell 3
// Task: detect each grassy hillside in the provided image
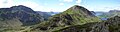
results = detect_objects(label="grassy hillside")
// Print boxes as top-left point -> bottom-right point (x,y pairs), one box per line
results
27,5 -> 102,32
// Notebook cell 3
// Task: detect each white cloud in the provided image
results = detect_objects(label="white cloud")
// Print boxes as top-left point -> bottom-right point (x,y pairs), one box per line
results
0,0 -> 14,8
17,1 -> 55,12
84,5 -> 120,12
64,0 -> 73,2
0,0 -> 52,12
76,0 -> 82,4
59,3 -> 64,6
100,6 -> 120,12
59,0 -> 73,2
112,6 -> 120,10
0,0 -> 82,12
16,1 -> 44,11
75,0 -> 82,5
0,0 -> 5,8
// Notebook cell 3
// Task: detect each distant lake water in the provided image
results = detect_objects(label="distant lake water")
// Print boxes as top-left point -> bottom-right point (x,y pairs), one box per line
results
101,18 -> 107,20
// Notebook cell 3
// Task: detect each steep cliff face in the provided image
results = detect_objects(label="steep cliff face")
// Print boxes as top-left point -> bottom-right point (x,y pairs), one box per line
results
0,5 -> 44,25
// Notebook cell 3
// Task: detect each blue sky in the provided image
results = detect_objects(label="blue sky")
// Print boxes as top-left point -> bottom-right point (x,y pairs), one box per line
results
0,0 -> 120,12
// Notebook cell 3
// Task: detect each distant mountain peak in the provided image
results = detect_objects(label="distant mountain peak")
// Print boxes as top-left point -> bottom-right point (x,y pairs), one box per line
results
11,5 -> 28,8
109,9 -> 120,13
10,5 -> 35,13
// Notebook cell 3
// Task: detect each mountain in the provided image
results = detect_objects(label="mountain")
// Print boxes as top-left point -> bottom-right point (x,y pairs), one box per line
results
95,10 -> 120,20
28,5 -> 101,32
47,5 -> 100,26
90,11 -> 96,15
35,11 -> 51,20
94,12 -> 109,20
0,5 -> 45,32
108,10 -> 120,16
109,10 -> 120,13
2,5 -> 120,32
54,15 -> 120,32
0,5 -> 44,26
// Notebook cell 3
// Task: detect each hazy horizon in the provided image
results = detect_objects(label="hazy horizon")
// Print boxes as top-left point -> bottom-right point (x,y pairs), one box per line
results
0,0 -> 120,12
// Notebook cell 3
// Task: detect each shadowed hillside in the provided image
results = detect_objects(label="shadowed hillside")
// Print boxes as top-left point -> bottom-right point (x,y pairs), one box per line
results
0,5 -> 44,26
0,5 -> 45,32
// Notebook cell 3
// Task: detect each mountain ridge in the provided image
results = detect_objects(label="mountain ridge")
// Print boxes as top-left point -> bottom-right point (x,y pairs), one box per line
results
0,5 -> 44,26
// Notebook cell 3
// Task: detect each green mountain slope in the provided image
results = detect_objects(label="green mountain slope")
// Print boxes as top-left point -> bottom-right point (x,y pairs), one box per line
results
28,5 -> 102,32
0,18 -> 23,32
54,15 -> 120,32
